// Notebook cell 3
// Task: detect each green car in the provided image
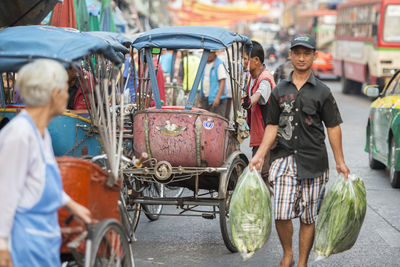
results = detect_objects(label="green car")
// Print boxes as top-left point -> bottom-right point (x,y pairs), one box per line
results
365,70 -> 400,188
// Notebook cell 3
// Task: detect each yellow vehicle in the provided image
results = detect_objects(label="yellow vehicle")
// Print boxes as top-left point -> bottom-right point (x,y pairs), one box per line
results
365,70 -> 400,188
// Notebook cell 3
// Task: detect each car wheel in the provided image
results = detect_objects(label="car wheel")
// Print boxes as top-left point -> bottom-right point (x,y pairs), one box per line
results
369,132 -> 385,169
389,138 -> 400,188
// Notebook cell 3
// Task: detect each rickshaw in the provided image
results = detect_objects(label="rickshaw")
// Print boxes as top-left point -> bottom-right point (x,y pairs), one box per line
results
0,27 -> 132,158
0,25 -> 134,266
121,26 -> 251,252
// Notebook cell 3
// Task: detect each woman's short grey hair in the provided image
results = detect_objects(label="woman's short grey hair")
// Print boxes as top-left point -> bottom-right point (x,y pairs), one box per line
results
16,59 -> 68,107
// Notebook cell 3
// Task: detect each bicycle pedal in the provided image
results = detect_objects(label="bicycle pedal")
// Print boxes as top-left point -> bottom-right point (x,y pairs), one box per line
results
201,213 -> 215,220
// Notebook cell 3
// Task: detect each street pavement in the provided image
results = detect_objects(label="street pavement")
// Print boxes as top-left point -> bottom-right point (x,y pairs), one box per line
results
131,79 -> 400,267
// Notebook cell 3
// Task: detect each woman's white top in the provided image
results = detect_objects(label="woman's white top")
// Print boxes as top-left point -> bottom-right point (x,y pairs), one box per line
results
0,110 -> 70,240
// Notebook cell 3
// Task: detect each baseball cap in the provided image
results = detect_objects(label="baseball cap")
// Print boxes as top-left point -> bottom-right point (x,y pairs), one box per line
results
290,34 -> 316,50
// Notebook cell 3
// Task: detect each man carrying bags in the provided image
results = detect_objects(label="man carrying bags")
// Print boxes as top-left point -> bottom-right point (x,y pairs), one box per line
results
249,34 -> 350,267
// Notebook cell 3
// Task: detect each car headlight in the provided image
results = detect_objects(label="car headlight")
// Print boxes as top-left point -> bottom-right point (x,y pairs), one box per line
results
383,68 -> 398,75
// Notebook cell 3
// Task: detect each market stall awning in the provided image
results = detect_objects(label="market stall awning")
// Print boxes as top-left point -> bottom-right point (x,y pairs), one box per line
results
169,0 -> 269,26
0,0 -> 59,27
50,0 -> 77,28
299,10 -> 337,17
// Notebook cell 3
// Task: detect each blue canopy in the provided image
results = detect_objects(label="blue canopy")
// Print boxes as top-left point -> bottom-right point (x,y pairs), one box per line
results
131,26 -> 252,51
85,31 -> 130,63
86,31 -> 131,49
0,25 -> 128,72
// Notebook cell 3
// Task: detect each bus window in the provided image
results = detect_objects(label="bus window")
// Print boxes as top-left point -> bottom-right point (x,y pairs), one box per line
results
383,5 -> 400,42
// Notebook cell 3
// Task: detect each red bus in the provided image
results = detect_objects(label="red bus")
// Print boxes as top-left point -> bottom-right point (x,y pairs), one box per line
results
333,0 -> 400,94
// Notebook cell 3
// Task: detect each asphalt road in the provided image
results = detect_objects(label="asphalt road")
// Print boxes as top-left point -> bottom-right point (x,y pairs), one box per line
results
131,78 -> 400,267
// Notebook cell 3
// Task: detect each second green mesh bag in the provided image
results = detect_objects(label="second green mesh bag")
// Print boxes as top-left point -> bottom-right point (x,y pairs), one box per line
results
314,174 -> 367,260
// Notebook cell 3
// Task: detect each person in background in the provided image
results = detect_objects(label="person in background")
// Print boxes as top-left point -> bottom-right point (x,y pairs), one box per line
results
178,50 -> 200,92
178,50 -> 201,106
66,66 -> 79,110
160,50 -> 173,75
242,48 -> 250,90
66,65 -> 94,111
218,51 -> 233,119
153,55 -> 166,105
250,34 -> 350,267
266,44 -> 278,65
122,51 -> 137,103
200,50 -> 228,118
273,58 -> 294,84
242,40 -> 276,184
0,59 -> 92,267
135,54 -> 166,107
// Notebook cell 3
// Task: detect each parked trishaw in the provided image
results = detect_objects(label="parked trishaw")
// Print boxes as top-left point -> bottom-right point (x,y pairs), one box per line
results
0,25 -> 134,266
121,26 -> 251,252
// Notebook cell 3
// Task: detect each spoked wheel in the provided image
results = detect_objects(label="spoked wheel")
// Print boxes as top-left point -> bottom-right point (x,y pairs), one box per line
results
90,219 -> 134,267
119,174 -> 141,238
219,157 -> 246,252
164,185 -> 184,197
142,182 -> 164,221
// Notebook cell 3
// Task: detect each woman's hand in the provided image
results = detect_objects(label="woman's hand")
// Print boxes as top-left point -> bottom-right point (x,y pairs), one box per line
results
65,200 -> 92,224
0,250 -> 12,267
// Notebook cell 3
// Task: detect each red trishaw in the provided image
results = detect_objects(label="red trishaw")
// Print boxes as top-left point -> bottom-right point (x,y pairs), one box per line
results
120,26 -> 251,252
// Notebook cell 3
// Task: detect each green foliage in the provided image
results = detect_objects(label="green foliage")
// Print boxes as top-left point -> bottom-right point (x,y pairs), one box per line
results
314,174 -> 367,259
229,167 -> 272,260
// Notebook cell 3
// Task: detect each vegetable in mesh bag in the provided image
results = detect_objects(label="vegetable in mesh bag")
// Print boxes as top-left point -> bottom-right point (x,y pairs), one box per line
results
229,167 -> 272,260
314,174 -> 366,260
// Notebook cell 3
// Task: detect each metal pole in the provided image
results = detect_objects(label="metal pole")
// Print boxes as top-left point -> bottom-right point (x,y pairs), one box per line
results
0,77 -> 5,108
185,50 -> 210,110
170,50 -> 177,83
145,48 -> 162,109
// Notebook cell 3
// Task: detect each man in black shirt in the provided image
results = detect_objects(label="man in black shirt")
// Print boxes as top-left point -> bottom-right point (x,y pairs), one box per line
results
250,34 -> 350,267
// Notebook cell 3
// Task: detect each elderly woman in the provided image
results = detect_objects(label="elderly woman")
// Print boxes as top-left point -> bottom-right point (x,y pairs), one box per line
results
0,59 -> 92,267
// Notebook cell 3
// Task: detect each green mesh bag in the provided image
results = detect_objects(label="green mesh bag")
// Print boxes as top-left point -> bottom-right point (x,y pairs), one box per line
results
229,167 -> 272,260
314,174 -> 367,260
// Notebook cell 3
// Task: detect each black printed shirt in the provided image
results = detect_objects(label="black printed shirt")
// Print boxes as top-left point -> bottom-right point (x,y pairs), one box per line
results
265,72 -> 343,179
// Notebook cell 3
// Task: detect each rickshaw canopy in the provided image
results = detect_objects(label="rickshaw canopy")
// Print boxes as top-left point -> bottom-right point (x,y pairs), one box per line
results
131,26 -> 252,51
131,26 -> 252,110
0,25 -> 128,72
86,31 -> 132,49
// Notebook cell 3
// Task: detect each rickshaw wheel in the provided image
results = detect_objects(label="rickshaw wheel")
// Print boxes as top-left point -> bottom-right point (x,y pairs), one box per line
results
120,175 -> 141,235
119,192 -> 141,238
142,183 -> 164,221
165,185 -> 184,198
90,219 -> 134,267
219,157 -> 246,253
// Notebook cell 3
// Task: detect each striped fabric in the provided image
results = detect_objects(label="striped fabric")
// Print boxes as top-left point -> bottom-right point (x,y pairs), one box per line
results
269,154 -> 329,224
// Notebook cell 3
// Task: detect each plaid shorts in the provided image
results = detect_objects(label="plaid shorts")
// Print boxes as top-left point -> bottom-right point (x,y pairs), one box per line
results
269,154 -> 329,224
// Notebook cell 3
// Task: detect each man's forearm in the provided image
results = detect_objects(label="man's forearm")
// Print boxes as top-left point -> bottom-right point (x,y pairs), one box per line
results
216,79 -> 225,99
251,92 -> 261,105
256,124 -> 279,158
327,125 -> 345,164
